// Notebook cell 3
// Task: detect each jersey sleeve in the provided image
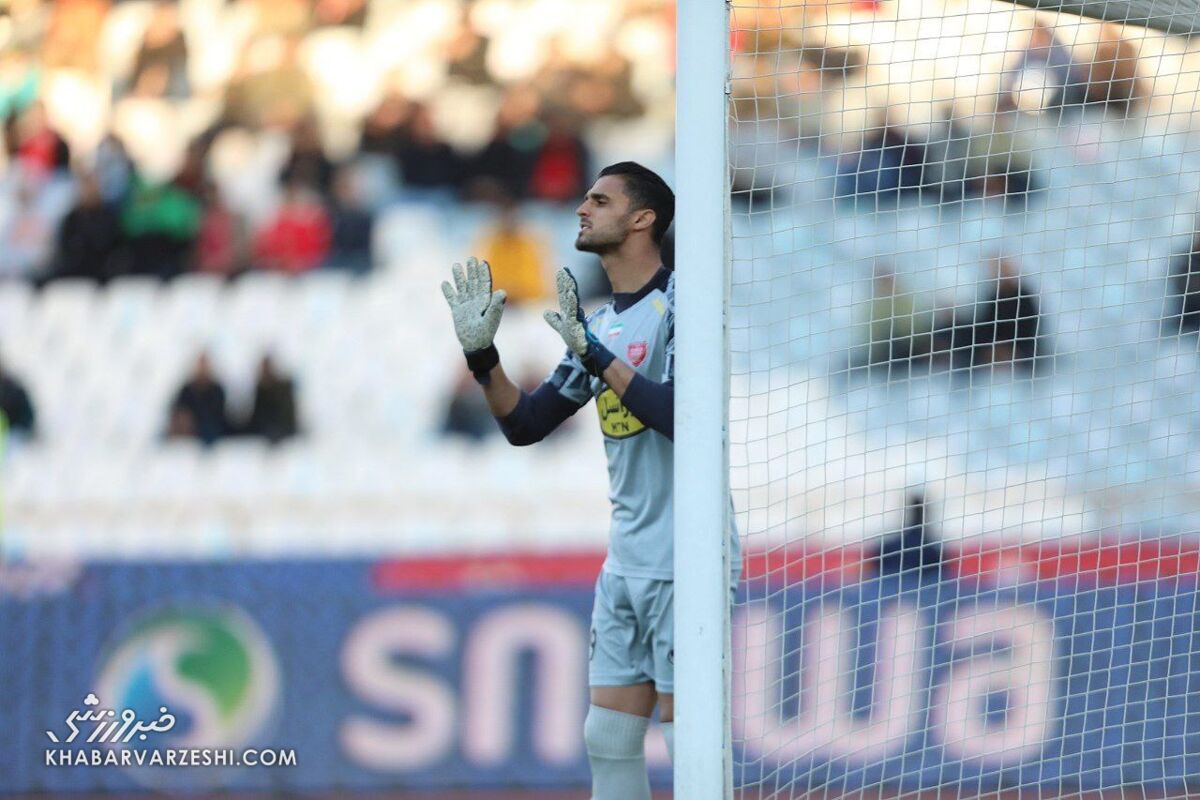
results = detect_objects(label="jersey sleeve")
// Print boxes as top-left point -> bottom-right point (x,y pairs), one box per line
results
619,278 -> 675,439
547,347 -> 596,406
495,350 -> 592,446
621,373 -> 673,440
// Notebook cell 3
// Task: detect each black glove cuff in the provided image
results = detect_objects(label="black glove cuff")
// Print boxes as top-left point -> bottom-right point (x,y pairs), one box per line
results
465,345 -> 500,384
581,341 -> 617,378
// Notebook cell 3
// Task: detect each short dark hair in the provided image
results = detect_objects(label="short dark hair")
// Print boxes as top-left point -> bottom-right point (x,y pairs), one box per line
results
598,161 -> 675,244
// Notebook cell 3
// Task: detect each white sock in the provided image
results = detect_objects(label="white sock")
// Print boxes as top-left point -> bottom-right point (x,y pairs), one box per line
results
584,705 -> 651,800
662,721 -> 675,764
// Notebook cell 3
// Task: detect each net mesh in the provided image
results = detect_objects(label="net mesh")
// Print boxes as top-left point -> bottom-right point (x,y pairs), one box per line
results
726,0 -> 1200,796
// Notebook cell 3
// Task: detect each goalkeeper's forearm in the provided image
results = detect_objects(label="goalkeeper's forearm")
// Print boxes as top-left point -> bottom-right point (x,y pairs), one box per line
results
468,354 -> 577,445
478,363 -> 522,418
601,359 -> 674,441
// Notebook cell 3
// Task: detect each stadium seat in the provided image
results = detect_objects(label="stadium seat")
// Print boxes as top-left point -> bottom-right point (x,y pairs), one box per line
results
0,281 -> 33,359
139,441 -> 205,504
373,205 -> 448,270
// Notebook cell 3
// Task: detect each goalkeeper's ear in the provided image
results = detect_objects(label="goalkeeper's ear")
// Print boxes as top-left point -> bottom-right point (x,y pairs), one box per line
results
629,207 -> 656,237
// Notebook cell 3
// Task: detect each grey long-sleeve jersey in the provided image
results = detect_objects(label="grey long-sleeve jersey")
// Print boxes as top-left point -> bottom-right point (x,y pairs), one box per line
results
499,267 -> 742,581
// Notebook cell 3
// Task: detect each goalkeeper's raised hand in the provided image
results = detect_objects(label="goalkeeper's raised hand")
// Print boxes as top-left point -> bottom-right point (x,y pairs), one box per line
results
544,268 -> 615,378
442,257 -> 507,382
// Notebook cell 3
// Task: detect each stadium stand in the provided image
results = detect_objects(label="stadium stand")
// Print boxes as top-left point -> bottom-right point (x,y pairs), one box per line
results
4,0 -> 1200,563
0,0 -> 680,558
0,238 -> 616,558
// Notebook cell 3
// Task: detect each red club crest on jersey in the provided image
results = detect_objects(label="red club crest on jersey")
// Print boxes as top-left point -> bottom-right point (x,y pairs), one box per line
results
627,341 -> 648,367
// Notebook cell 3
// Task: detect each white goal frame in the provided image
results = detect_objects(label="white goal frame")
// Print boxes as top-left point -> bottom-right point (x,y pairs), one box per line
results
674,1 -> 733,799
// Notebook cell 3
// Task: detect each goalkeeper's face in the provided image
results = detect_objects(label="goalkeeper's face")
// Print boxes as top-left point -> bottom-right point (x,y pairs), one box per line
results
574,176 -> 637,254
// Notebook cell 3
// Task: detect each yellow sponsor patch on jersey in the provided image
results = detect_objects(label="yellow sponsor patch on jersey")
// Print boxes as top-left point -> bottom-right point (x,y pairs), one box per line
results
596,388 -> 646,439
652,298 -> 666,316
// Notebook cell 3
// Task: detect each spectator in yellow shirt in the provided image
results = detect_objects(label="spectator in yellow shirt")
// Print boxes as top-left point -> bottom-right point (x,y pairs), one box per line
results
474,197 -> 551,305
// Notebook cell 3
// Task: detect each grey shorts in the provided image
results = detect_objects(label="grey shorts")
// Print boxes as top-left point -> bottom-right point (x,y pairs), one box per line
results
588,570 -> 675,694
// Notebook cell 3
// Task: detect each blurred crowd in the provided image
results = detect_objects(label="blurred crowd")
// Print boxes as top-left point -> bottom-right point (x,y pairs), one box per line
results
168,351 -> 299,445
0,0 -> 677,449
849,257 -> 1049,380
0,0 -> 1156,287
728,0 -> 1149,208
0,0 -> 674,285
0,0 -> 1181,452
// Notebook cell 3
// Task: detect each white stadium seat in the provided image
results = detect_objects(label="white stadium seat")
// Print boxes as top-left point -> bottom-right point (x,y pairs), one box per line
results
1,208 -> 609,557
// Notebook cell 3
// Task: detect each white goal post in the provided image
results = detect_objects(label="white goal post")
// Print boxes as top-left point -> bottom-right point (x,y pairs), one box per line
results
674,1 -> 733,799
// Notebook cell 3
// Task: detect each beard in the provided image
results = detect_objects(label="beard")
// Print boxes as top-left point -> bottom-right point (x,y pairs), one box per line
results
574,222 -> 627,254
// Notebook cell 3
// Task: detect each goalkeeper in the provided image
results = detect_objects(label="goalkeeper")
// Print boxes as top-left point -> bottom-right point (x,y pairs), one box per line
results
444,162 -> 737,799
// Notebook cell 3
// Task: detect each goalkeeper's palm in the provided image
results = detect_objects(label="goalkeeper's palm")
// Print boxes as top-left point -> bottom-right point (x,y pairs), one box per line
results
442,257 -> 507,352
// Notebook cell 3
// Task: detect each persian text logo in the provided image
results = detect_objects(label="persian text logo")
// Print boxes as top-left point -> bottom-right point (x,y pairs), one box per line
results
92,604 -> 281,761
46,693 -> 176,744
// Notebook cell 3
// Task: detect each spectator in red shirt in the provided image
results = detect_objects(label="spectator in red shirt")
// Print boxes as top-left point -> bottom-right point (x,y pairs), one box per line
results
254,180 -> 331,273
10,102 -> 71,177
195,181 -> 248,278
529,112 -> 589,203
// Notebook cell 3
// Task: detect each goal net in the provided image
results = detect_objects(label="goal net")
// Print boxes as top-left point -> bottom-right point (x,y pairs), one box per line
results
699,0 -> 1200,797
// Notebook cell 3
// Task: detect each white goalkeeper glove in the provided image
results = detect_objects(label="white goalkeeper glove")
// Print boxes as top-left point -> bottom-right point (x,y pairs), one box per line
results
544,268 -> 616,377
442,257 -> 507,382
